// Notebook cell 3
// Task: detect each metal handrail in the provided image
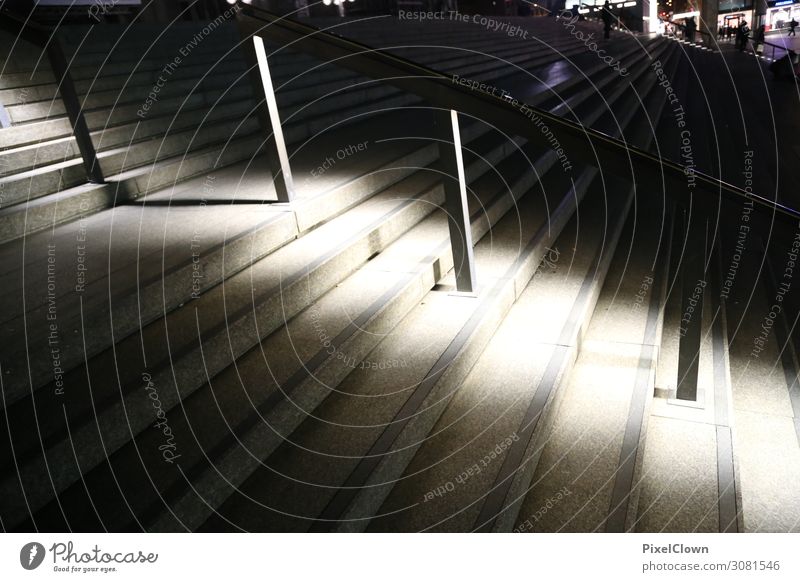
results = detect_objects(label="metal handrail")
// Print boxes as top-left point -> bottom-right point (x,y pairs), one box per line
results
238,3 -> 799,224
762,38 -> 786,51
0,6 -> 103,183
751,36 -> 794,61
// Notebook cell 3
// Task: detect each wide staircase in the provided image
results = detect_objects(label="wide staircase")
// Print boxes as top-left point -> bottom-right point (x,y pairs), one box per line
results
1,8 -> 798,533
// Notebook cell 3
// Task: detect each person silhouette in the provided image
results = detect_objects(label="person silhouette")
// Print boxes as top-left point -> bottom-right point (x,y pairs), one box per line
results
755,24 -> 766,53
684,16 -> 697,43
601,0 -> 613,39
737,20 -> 750,51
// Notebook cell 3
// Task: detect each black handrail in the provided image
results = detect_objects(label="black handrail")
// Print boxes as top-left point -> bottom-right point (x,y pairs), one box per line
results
752,36 -> 793,61
0,6 -> 104,183
237,3 -> 799,224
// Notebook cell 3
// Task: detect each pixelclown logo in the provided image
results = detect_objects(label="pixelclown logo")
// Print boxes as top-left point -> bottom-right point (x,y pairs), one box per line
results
20,542 -> 46,570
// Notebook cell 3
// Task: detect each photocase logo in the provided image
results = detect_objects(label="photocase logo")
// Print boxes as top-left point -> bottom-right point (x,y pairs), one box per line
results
20,542 -> 46,570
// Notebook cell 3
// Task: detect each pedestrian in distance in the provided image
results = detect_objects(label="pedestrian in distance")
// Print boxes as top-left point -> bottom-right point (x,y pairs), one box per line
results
754,24 -> 766,53
790,18 -> 798,36
685,16 -> 697,43
601,0 -> 613,39
737,20 -> 750,51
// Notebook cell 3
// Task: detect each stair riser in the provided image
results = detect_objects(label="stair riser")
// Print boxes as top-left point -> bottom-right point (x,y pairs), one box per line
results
0,183 -> 442,528
4,70 -> 251,124
0,121 -> 494,410
1,99 -> 257,176
0,30 -> 570,107
334,173 -> 596,532
147,141 -> 542,532
1,34 -> 575,203
0,123 -> 519,528
0,134 -> 261,243
490,191 -> 634,532
1,118 -> 260,206
334,38 -> 672,532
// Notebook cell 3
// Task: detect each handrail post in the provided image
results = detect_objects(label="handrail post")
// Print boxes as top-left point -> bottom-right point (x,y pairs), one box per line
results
433,109 -> 477,294
237,19 -> 295,203
675,208 -> 708,401
0,6 -> 103,183
47,38 -> 104,184
239,6 -> 800,226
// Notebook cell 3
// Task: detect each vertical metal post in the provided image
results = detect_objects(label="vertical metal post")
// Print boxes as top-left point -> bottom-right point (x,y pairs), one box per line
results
47,40 -> 104,184
676,208 -> 707,401
238,22 -> 295,203
434,109 -> 477,294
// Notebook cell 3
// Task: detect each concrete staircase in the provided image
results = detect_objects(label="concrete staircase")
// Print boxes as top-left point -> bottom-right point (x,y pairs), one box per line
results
1,14 -> 798,533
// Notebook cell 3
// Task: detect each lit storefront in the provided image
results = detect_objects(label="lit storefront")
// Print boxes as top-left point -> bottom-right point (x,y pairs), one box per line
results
714,0 -> 754,31
766,0 -> 800,31
571,0 -> 653,32
575,0 -> 640,14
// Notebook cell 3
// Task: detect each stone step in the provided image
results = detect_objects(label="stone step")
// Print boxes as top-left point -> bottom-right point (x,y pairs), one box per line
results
16,123 -> 536,532
2,28 -> 544,121
0,116 -> 261,205
196,149 -> 587,533
0,82 -> 253,151
359,38 -> 680,531
0,28 -> 592,228
0,30 -> 613,241
0,99 -> 256,176
488,36 -> 743,533
0,23 -> 243,76
0,16 -> 640,396
0,57 -> 246,106
2,67 -> 250,125
0,131 -> 261,243
723,237 -> 800,532
59,37 -> 668,523
637,51 -> 745,533
0,25 -> 637,231
4,32 -> 668,532
470,42 -> 686,533
629,230 -> 741,533
0,119 -> 520,530
310,38 -> 684,531
0,27 -> 585,156
0,37 -> 245,87
0,82 -> 415,241
369,169 -> 631,534
0,114 -> 494,403
0,17 -> 695,534
497,199 -> 660,533
0,21 -> 664,388
0,132 -> 423,326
